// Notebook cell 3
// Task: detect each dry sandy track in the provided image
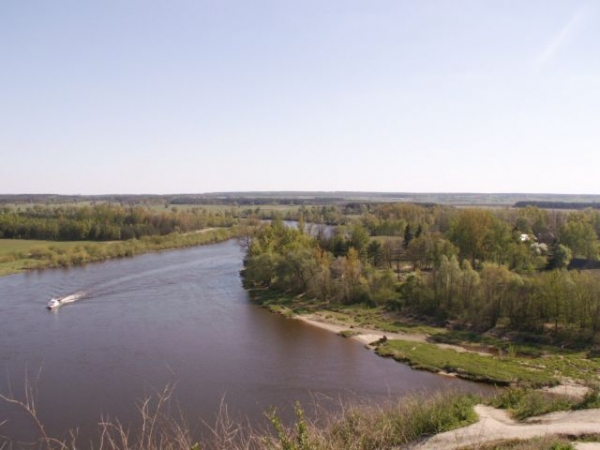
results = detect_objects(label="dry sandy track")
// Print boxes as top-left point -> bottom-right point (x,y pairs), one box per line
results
410,404 -> 600,450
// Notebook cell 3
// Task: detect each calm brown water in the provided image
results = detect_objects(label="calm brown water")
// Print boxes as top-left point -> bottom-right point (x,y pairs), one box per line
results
0,240 -> 491,445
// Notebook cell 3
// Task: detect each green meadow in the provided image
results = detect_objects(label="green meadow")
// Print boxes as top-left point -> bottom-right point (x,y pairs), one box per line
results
0,239 -> 99,276
0,227 -> 237,277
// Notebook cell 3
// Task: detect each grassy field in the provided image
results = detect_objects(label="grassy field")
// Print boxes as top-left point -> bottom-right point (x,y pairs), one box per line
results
0,239 -> 101,276
0,227 -> 237,277
375,340 -> 558,387
0,239 -> 97,255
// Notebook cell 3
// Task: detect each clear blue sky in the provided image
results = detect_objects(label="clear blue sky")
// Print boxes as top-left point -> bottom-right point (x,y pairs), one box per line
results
1,1 -> 599,195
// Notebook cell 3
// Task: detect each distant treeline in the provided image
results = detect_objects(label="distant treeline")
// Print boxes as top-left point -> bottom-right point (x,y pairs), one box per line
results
0,204 -> 236,241
515,201 -> 600,210
169,196 -> 347,206
0,194 -> 167,205
4,192 -> 600,207
0,193 -> 349,207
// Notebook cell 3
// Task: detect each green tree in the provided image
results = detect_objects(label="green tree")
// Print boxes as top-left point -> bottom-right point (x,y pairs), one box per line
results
543,270 -> 573,335
459,259 -> 480,317
560,219 -> 598,259
368,269 -> 397,306
306,249 -> 332,300
398,271 -> 434,313
548,244 -> 572,270
349,223 -> 370,257
433,255 -> 462,313
477,264 -> 519,330
330,248 -> 365,304
276,247 -> 318,293
403,223 -> 414,248
448,209 -> 511,265
367,239 -> 382,266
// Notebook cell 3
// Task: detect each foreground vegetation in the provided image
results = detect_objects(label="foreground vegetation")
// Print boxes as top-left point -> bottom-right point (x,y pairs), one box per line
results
5,384 -> 600,450
0,382 -> 480,450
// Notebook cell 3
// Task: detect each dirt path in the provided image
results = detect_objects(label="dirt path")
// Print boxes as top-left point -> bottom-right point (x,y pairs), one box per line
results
410,404 -> 600,450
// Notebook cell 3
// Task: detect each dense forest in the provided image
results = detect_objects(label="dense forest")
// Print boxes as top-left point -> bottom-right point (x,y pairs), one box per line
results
243,204 -> 600,343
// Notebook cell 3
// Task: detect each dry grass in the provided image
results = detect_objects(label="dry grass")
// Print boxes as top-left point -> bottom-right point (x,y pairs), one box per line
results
3,380 -> 593,450
1,376 -> 482,450
0,379 -> 258,450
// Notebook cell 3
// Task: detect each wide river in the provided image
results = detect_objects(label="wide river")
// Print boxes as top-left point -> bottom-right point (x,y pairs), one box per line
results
0,240 -> 491,444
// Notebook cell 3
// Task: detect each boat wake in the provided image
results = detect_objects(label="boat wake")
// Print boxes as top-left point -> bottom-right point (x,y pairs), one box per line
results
47,291 -> 86,310
58,292 -> 86,304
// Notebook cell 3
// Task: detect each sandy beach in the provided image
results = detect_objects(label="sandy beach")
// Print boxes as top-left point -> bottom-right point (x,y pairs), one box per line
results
295,313 -> 487,353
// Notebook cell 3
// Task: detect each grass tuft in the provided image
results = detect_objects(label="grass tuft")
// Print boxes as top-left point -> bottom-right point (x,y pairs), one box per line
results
338,330 -> 359,339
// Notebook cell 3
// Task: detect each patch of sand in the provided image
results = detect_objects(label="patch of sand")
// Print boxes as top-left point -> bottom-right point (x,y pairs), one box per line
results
295,314 -> 490,356
295,314 -> 427,347
540,381 -> 591,401
575,444 -> 600,450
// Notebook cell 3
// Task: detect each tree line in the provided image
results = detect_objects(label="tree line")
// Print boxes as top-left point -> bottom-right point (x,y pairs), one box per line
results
0,204 -> 237,241
515,201 -> 600,210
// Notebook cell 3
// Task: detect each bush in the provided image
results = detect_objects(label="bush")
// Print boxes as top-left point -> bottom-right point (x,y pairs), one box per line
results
491,388 -> 576,420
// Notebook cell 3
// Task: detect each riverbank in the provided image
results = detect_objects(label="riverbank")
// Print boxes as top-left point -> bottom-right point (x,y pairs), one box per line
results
0,226 -> 239,276
295,311 -> 567,388
248,288 -> 600,391
298,312 -> 600,402
297,312 -> 483,352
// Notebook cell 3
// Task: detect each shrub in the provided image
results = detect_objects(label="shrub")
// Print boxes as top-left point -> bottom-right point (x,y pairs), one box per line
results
491,388 -> 575,420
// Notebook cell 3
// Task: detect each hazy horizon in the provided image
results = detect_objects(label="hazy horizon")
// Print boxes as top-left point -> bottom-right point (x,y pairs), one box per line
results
3,190 -> 600,199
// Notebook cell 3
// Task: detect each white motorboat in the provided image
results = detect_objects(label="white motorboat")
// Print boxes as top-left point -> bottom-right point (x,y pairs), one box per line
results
47,298 -> 61,310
